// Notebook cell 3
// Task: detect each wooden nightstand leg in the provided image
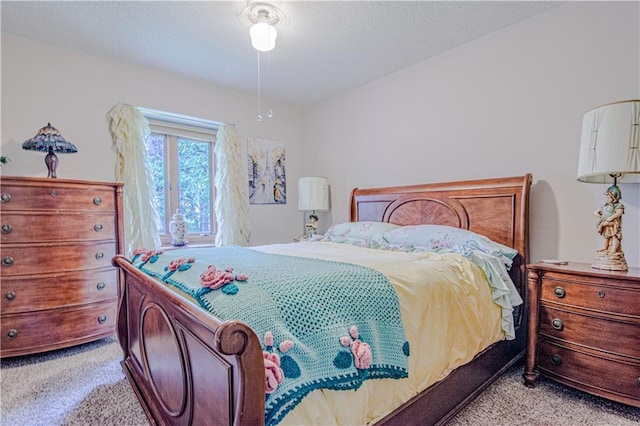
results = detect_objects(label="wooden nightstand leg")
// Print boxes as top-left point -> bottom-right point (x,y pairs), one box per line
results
523,268 -> 541,388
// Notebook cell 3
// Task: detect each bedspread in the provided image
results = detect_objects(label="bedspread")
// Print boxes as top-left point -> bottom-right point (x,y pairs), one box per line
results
133,245 -> 409,425
254,241 -> 506,425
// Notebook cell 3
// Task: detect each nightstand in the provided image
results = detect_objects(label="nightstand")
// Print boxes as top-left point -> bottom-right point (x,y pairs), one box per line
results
524,261 -> 640,407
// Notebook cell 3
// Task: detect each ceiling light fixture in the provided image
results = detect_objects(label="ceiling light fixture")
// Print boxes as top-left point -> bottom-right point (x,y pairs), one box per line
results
242,2 -> 286,122
249,12 -> 277,52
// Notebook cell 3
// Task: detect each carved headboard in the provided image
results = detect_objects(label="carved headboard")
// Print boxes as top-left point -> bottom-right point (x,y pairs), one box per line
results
349,174 -> 532,326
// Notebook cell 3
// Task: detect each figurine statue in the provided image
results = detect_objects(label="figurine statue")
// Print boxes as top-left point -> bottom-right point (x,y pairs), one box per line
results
592,185 -> 627,271
169,209 -> 188,247
305,214 -> 319,237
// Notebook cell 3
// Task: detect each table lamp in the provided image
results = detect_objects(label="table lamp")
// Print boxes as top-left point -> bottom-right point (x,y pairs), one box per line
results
22,123 -> 78,178
298,176 -> 329,237
577,99 -> 640,271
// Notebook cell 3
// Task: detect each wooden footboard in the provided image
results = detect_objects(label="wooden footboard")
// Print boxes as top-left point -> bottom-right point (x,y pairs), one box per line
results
113,255 -> 265,426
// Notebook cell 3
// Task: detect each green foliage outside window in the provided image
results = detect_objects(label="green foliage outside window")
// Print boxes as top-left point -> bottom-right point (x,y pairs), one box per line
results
147,133 -> 213,237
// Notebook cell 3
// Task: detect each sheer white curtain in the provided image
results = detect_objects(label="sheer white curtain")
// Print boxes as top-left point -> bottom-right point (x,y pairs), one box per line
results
108,103 -> 162,254
214,125 -> 251,246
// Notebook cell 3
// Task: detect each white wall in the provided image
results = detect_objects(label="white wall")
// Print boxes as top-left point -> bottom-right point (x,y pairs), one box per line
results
1,34 -> 304,246
2,2 -> 639,267
303,2 -> 640,268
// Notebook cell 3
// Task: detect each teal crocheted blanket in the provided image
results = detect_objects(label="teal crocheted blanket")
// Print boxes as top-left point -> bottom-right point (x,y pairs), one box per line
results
132,246 -> 409,425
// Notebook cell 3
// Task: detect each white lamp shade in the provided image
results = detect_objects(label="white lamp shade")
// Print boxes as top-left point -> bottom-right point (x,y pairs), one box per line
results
298,177 -> 329,212
577,100 -> 640,184
250,21 -> 277,52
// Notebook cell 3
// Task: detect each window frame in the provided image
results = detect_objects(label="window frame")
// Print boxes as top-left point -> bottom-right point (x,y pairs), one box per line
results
140,107 -> 221,247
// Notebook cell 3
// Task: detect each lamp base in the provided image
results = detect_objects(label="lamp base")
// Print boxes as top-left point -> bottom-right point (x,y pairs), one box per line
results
592,250 -> 628,271
44,146 -> 59,178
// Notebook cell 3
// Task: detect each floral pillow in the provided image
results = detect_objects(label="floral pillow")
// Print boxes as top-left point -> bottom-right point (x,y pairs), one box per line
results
323,221 -> 400,248
382,224 -> 518,265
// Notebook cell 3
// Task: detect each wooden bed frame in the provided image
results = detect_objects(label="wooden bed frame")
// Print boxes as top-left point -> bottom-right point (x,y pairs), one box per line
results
113,173 -> 532,426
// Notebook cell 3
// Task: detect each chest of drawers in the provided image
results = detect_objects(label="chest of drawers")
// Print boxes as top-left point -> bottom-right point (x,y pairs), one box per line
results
523,262 -> 640,407
0,176 -> 123,357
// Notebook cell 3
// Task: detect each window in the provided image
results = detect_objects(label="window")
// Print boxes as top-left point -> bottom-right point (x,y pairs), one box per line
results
140,108 -> 220,246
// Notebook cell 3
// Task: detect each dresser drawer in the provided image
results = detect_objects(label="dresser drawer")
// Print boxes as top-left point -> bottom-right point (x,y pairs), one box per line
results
537,339 -> 640,403
0,301 -> 116,357
1,268 -> 118,313
539,305 -> 640,358
541,277 -> 640,317
0,241 -> 116,276
0,212 -> 116,244
0,182 -> 116,213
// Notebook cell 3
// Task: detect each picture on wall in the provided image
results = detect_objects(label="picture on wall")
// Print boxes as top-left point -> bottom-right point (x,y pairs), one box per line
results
248,138 -> 286,205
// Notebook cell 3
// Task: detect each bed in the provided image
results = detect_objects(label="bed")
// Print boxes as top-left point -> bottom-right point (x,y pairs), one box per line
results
113,173 -> 532,425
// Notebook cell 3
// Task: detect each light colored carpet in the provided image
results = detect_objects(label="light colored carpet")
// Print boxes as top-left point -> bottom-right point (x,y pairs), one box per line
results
1,336 -> 147,425
1,336 -> 638,425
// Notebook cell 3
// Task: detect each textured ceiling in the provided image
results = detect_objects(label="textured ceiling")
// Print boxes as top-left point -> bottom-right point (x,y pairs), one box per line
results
1,1 -> 563,106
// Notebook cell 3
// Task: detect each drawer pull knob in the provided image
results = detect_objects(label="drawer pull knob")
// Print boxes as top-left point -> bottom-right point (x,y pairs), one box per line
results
0,193 -> 11,203
1,224 -> 12,234
93,197 -> 102,205
94,224 -> 103,232
5,291 -> 15,301
50,190 -> 57,197
553,286 -> 566,298
95,252 -> 104,260
2,256 -> 14,267
97,282 -> 106,290
551,354 -> 562,366
551,318 -> 564,331
7,329 -> 18,339
637,377 -> 640,388
598,289 -> 605,298
98,315 -> 107,324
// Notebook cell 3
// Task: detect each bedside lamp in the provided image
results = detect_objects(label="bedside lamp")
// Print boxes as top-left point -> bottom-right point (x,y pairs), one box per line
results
298,177 -> 329,237
577,100 -> 640,271
22,123 -> 78,178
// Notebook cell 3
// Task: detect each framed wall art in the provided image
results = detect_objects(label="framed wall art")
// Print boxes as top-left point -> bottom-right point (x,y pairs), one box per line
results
247,138 -> 286,205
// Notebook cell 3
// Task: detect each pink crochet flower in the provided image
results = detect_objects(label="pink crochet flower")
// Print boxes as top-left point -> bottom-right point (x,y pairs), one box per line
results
279,340 -> 294,353
351,340 -> 373,369
167,257 -> 194,271
199,265 -> 234,289
263,351 -> 284,394
137,249 -> 163,262
264,331 -> 274,347
349,325 -> 359,340
339,335 -> 351,347
132,247 -> 148,256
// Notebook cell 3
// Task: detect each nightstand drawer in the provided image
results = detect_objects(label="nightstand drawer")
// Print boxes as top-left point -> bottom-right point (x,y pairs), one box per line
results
539,305 -> 640,358
0,301 -> 116,357
541,277 -> 640,317
1,268 -> 118,314
538,339 -> 640,403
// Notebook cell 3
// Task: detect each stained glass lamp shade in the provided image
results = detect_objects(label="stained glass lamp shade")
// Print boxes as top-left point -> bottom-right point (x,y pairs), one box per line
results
22,123 -> 78,178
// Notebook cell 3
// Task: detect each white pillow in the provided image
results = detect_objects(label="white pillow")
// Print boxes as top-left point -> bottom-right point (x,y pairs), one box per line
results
382,224 -> 518,264
323,221 -> 400,248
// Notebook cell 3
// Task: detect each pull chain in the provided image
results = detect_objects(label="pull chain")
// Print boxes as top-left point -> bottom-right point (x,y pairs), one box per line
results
257,50 -> 262,122
256,50 -> 274,122
266,50 -> 273,118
